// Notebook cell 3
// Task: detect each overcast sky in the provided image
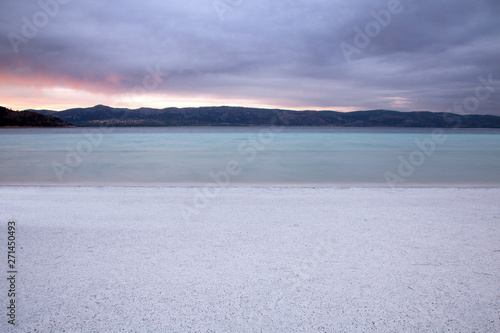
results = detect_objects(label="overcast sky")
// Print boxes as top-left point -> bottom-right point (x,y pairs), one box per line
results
1,0 -> 499,114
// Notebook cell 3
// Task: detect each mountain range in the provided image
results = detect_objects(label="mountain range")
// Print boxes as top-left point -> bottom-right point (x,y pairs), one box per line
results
2,105 -> 500,128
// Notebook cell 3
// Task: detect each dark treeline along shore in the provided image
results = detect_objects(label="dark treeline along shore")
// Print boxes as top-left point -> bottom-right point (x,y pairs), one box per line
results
0,106 -> 71,127
2,105 -> 500,128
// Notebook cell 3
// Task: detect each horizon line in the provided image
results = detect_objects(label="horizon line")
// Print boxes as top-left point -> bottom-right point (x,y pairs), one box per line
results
4,104 -> 500,117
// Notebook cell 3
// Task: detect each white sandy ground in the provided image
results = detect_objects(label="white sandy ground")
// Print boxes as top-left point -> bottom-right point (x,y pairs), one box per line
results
0,186 -> 499,332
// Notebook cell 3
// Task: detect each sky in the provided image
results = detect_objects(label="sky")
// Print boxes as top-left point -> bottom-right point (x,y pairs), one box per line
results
1,0 -> 499,115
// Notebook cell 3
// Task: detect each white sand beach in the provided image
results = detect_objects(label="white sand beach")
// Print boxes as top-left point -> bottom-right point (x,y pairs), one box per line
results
1,186 -> 499,332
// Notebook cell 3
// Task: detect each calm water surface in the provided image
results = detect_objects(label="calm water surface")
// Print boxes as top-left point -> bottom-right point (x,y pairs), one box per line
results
1,127 -> 499,186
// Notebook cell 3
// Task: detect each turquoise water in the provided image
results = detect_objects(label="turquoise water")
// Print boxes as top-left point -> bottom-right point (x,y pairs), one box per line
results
1,127 -> 499,186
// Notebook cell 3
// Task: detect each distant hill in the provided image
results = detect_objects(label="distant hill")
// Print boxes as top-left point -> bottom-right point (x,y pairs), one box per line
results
0,106 -> 72,127
19,104 -> 500,128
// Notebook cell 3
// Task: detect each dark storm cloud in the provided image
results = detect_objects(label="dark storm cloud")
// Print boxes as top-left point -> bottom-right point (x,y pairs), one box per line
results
1,0 -> 499,114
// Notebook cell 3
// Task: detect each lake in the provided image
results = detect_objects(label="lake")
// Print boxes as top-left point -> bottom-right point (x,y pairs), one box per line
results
1,127 -> 499,186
